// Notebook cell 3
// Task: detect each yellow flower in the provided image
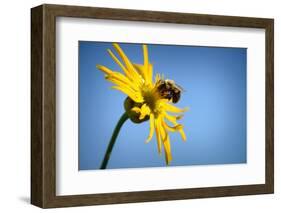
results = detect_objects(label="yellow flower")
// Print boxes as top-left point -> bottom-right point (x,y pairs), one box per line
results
97,43 -> 188,165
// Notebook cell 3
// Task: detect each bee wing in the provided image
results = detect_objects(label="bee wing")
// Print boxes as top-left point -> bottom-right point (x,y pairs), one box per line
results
175,83 -> 185,92
165,79 -> 185,92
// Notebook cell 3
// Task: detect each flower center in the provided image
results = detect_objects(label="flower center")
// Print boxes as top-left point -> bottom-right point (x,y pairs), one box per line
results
141,84 -> 161,115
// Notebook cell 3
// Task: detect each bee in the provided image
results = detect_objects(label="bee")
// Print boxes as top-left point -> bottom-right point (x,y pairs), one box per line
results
156,79 -> 183,103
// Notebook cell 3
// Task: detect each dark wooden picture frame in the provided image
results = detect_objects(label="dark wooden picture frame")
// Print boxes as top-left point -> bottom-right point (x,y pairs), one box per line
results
31,4 -> 274,208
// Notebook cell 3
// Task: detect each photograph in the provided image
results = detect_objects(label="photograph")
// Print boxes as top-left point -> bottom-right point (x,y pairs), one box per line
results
78,42 -> 247,170
30,4 -> 274,208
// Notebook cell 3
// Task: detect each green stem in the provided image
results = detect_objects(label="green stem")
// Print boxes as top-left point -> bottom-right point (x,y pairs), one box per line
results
100,112 -> 129,169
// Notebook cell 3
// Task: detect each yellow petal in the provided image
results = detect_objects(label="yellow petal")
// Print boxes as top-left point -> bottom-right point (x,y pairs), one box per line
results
163,113 -> 187,142
155,118 -> 162,154
143,44 -> 152,82
164,112 -> 178,123
179,129 -> 187,141
111,86 -> 143,103
133,63 -> 153,85
107,49 -> 132,80
106,76 -> 138,93
162,120 -> 183,132
163,134 -> 172,165
146,114 -> 155,143
163,102 -> 189,113
139,104 -> 151,120
147,63 -> 153,84
131,104 -> 151,120
158,117 -> 172,165
133,64 -> 146,80
143,44 -> 149,71
96,65 -> 114,75
98,64 -> 139,90
97,65 -> 138,90
131,106 -> 141,113
113,43 -> 142,84
158,117 -> 167,142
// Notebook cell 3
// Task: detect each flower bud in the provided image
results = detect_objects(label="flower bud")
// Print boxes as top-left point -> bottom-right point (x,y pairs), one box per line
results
124,97 -> 149,123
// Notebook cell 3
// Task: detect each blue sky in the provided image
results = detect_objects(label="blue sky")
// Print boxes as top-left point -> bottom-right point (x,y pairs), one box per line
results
78,41 -> 247,170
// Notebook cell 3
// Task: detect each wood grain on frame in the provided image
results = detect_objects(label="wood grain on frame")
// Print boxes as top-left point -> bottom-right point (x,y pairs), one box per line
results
31,4 -> 274,208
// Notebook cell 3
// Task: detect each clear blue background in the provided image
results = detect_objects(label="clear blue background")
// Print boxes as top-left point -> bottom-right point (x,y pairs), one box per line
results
79,41 -> 247,170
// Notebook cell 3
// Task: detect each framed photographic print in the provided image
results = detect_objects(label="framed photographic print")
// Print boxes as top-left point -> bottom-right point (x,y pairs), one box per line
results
31,4 -> 274,208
